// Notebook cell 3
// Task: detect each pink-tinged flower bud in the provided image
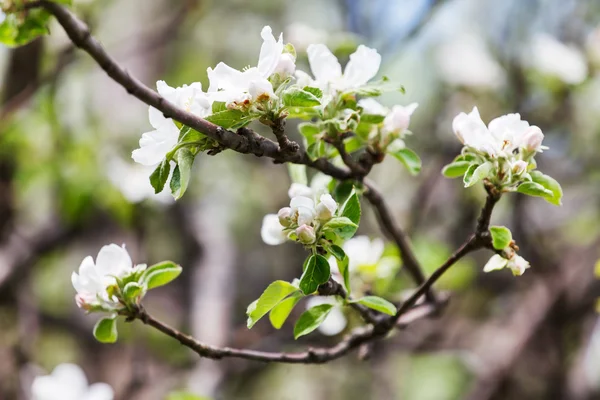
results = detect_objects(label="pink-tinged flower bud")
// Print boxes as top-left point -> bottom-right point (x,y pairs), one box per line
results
511,160 -> 528,175
522,126 -> 544,152
278,207 -> 293,227
274,53 -> 296,77
296,224 -> 316,244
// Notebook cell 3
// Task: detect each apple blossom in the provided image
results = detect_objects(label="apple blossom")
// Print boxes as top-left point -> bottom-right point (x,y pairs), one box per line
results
299,43 -> 381,95
511,160 -> 528,175
277,207 -> 293,227
483,254 -> 530,276
452,107 -> 546,158
330,236 -> 389,284
288,183 -> 314,198
71,244 -> 145,310
315,193 -> 337,221
261,214 -> 288,245
207,26 -> 294,105
522,126 -> 545,153
305,296 -> 347,336
296,224 -> 316,244
290,196 -> 317,226
31,363 -> 114,400
132,81 -> 211,167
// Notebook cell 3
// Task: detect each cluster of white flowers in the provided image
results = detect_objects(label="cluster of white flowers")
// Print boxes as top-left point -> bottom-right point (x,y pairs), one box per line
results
71,244 -> 144,311
132,26 -> 296,173
484,253 -> 530,276
262,180 -> 338,246
452,107 -> 546,187
31,363 -> 114,400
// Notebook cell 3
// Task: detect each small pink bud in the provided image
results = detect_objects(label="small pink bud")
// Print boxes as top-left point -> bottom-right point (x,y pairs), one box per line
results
512,160 -> 528,175
522,126 -> 544,152
296,224 -> 316,244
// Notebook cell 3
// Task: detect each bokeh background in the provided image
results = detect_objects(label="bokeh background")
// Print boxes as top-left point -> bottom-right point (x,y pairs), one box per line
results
1,0 -> 600,399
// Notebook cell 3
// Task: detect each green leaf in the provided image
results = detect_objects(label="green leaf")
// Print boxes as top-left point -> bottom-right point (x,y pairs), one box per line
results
332,181 -> 355,204
287,164 -> 307,185
149,159 -> 171,194
323,217 -> 358,240
93,316 -> 118,344
0,9 -> 52,47
330,245 -> 351,293
349,78 -> 405,97
360,114 -> 386,124
489,226 -> 513,250
269,291 -> 303,329
205,109 -> 248,129
141,261 -> 182,290
390,148 -> 421,176
442,161 -> 473,178
282,87 -> 321,107
299,255 -> 331,294
170,148 -> 195,199
352,296 -> 397,316
293,304 -> 334,339
177,125 -> 204,145
211,101 -> 227,113
341,191 -> 361,225
247,281 -> 298,328
463,162 -> 492,187
516,181 -> 554,200
303,86 -> 323,100
529,171 -> 563,206
123,282 -> 143,300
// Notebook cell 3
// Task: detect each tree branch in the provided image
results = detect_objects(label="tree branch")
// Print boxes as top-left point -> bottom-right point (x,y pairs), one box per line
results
32,0 -> 351,181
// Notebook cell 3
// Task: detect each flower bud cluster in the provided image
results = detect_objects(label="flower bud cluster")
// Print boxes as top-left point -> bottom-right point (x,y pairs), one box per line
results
261,183 -> 339,246
358,98 -> 418,152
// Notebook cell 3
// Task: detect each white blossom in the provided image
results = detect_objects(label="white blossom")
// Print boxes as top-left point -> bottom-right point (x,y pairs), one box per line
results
31,363 -> 114,400
207,26 -> 292,104
261,214 -> 288,245
299,44 -> 381,95
132,81 -> 211,167
527,34 -> 588,85
483,254 -> 530,276
452,107 -> 546,157
71,244 -> 144,310
305,296 -> 347,336
522,126 -> 545,153
288,183 -> 313,198
315,193 -> 337,221
290,196 -> 316,226
330,236 -> 386,282
105,155 -> 173,203
358,98 -> 418,136
296,224 -> 316,244
277,207 -> 292,227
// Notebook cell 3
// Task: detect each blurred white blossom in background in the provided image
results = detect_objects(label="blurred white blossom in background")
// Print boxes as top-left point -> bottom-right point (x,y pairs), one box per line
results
31,363 -> 114,400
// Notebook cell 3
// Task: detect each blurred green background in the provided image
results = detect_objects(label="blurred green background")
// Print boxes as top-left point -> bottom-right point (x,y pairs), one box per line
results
1,0 -> 600,399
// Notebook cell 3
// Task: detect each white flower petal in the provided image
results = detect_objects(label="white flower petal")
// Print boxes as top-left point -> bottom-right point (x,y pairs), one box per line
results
358,98 -> 388,115
261,214 -> 287,245
307,44 -> 342,84
288,183 -> 313,198
258,26 -> 284,78
342,45 -> 381,88
131,123 -> 179,166
95,244 -> 132,277
483,254 -> 508,273
83,383 -> 115,400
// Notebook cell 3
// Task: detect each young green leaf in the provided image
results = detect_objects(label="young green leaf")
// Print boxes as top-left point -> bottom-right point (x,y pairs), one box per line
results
299,255 -> 331,294
341,191 -> 361,226
463,161 -> 492,187
442,161 -> 472,178
302,86 -> 323,100
360,114 -> 386,124
516,181 -> 554,199
329,244 -> 351,294
171,148 -> 195,200
489,226 -> 513,250
247,280 -> 298,328
140,261 -> 182,290
211,101 -> 227,113
352,296 -> 397,316
205,109 -> 248,129
149,159 -> 171,194
323,217 -> 358,240
93,316 -> 118,344
293,304 -> 334,339
269,291 -> 304,329
390,148 -> 421,176
529,171 -> 563,206
123,282 -> 143,300
282,87 -> 321,107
